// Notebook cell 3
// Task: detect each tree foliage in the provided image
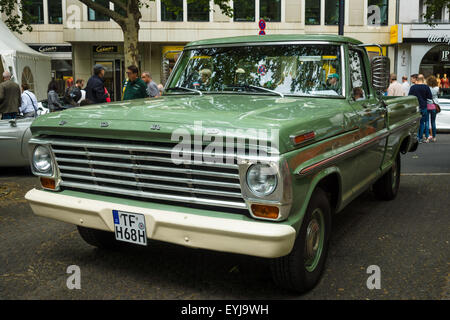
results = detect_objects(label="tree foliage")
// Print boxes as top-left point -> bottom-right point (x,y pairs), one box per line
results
423,0 -> 450,25
0,0 -> 34,34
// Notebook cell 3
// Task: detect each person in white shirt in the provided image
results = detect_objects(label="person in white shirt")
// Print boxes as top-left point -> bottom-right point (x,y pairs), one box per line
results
387,73 -> 405,96
401,76 -> 410,96
20,83 -> 38,117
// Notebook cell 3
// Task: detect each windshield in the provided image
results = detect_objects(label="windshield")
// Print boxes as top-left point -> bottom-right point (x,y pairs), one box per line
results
167,44 -> 343,98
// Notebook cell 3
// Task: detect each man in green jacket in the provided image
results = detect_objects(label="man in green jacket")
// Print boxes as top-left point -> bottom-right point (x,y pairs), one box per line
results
122,65 -> 148,101
0,71 -> 22,119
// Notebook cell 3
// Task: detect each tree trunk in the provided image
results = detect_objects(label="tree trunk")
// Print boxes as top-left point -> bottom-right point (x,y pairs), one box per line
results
122,19 -> 140,69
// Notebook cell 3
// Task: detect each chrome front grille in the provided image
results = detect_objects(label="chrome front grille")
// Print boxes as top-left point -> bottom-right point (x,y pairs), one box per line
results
45,136 -> 248,214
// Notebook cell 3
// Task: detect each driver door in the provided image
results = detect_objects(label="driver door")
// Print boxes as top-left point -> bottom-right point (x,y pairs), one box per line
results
348,48 -> 388,193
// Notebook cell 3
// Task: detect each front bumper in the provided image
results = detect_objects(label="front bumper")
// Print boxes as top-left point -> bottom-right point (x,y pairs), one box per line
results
25,189 -> 296,258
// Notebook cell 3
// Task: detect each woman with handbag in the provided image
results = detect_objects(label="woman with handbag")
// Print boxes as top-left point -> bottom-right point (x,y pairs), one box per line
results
426,75 -> 440,142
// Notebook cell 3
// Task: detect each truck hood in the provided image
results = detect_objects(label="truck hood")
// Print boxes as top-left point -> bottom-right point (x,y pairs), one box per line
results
31,94 -> 351,154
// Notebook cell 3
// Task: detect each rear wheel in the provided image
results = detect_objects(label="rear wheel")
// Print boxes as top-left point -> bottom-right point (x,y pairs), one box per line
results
373,153 -> 401,201
77,226 -> 118,249
270,188 -> 331,293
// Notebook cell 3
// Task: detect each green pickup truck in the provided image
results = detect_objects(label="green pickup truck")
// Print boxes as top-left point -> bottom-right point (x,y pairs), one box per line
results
26,34 -> 420,293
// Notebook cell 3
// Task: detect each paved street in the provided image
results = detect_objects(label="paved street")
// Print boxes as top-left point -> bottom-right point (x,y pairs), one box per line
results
0,135 -> 449,300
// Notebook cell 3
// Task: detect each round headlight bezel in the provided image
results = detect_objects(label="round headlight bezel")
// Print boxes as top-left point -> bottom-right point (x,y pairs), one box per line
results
246,163 -> 278,197
32,145 -> 53,176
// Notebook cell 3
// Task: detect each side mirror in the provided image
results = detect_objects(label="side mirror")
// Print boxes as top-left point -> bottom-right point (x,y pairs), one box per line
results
370,56 -> 390,94
161,58 -> 170,86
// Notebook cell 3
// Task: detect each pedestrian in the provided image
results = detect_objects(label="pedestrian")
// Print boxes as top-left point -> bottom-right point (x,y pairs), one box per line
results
20,83 -> 38,117
105,87 -> 111,102
157,83 -> 164,96
410,74 -> 418,85
409,74 -> 432,143
426,75 -> 440,143
0,71 -> 22,120
401,76 -> 410,96
85,64 -> 110,104
388,73 -> 404,96
73,79 -> 85,104
122,65 -> 148,101
47,80 -> 63,112
141,71 -> 160,98
80,99 -> 94,106
63,81 -> 79,109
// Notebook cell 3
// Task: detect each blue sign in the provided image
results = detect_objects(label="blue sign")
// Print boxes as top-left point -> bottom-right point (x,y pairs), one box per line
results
259,19 -> 266,35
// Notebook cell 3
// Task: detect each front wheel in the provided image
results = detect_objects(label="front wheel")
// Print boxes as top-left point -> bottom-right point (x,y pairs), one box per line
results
270,187 -> 331,293
373,153 -> 401,201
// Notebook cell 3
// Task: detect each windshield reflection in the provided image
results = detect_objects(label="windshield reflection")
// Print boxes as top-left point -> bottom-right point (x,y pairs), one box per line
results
167,44 -> 343,98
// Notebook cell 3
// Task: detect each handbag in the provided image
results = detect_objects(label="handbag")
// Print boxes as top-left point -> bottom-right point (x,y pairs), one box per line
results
435,103 -> 441,113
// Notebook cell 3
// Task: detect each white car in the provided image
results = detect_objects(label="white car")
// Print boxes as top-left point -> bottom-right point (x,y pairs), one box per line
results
0,102 -> 49,167
436,98 -> 450,132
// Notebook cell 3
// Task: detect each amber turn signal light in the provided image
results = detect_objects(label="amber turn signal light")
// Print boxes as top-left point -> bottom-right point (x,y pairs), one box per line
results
292,131 -> 315,145
251,204 -> 279,219
40,177 -> 56,190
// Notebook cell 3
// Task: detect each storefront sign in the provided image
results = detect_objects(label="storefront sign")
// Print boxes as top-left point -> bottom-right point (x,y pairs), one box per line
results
390,24 -> 403,44
428,34 -> 450,45
93,45 -> 118,53
404,35 -> 450,45
29,45 -> 72,53
441,50 -> 450,62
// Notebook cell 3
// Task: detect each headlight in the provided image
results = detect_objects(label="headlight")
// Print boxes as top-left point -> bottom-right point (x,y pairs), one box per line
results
246,163 -> 278,197
32,145 -> 53,175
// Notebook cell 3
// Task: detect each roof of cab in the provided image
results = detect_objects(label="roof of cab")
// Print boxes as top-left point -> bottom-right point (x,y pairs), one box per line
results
185,34 -> 363,48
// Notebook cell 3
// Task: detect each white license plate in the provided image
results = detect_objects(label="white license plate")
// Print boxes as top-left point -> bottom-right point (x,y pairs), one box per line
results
112,210 -> 147,246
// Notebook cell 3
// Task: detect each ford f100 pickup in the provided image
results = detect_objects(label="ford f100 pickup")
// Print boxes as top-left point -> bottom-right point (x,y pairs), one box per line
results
25,35 -> 420,293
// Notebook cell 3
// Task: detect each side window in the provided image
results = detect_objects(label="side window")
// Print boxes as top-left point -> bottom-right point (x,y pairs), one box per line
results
349,49 -> 369,101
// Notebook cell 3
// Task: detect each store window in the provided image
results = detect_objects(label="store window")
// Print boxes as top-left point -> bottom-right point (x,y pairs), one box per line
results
367,0 -> 388,26
188,1 -> 209,21
48,0 -> 62,24
51,60 -> 73,96
114,1 -> 126,17
325,0 -> 339,25
260,0 -> 281,22
161,0 -> 183,21
22,0 -> 44,24
234,0 -> 255,22
420,45 -> 450,82
305,0 -> 321,25
88,0 -> 110,21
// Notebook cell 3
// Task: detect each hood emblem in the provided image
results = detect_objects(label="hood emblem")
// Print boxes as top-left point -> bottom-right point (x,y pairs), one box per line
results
205,128 -> 220,135
101,122 -> 109,127
150,124 -> 161,131
59,120 -> 67,126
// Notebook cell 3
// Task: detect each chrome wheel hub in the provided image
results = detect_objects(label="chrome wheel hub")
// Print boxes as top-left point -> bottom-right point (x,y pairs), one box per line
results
306,217 -> 320,261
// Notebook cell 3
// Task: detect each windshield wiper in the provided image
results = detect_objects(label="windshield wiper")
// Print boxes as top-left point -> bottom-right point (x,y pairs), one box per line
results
166,86 -> 203,96
247,85 -> 284,98
225,85 -> 284,98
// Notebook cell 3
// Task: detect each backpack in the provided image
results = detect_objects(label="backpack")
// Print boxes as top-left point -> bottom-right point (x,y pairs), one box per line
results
63,86 -> 80,106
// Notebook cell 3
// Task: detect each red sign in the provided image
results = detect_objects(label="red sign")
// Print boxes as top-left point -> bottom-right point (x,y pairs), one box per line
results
259,19 -> 266,35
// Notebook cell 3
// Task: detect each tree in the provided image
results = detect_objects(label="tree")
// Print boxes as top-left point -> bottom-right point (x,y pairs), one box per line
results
423,0 -> 450,25
1,0 -> 234,68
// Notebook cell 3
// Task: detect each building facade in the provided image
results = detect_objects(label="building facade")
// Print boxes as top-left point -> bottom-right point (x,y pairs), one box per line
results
8,0 -> 397,101
395,0 -> 450,82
